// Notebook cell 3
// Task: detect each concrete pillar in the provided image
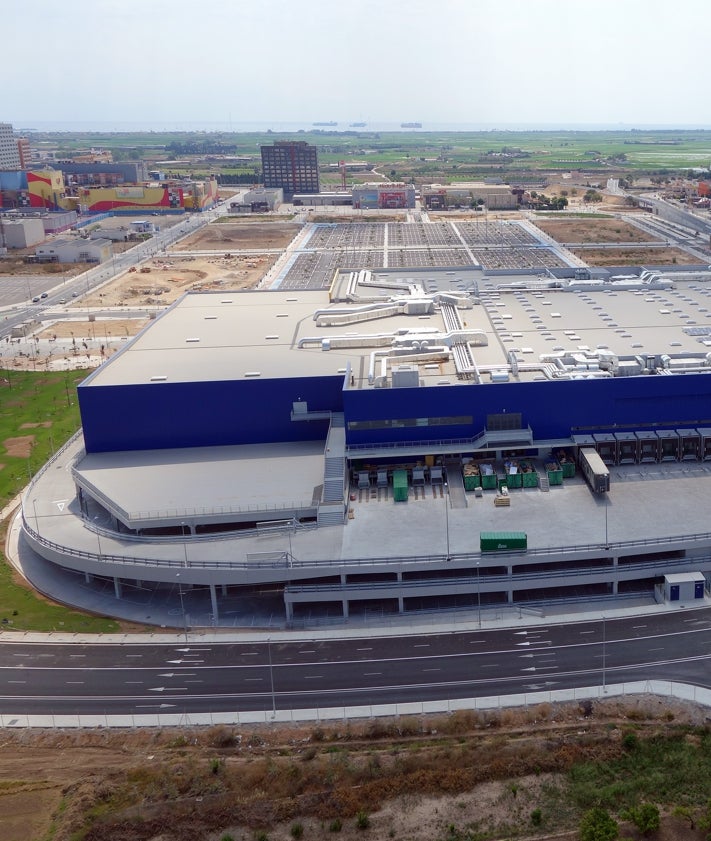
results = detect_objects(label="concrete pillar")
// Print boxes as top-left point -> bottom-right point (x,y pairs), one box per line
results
285,600 -> 293,622
221,584 -> 228,596
507,590 -> 513,603
398,596 -> 404,613
84,572 -> 92,584
113,577 -> 123,599
136,579 -> 142,587
340,573 -> 347,586
209,583 -> 219,623
342,599 -> 349,619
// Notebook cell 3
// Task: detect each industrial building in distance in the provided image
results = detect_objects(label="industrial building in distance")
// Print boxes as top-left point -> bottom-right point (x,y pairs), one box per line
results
21,254 -> 711,625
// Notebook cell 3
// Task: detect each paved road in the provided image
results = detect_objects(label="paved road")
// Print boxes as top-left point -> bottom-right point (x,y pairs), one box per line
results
0,195 -> 240,342
1,609 -> 710,716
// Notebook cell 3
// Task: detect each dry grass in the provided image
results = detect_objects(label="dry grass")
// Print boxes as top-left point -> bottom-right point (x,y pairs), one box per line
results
23,695 -> 707,841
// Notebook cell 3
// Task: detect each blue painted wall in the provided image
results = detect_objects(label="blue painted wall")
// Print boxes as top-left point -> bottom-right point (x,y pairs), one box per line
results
343,373 -> 711,446
80,367 -> 711,455
79,375 -> 344,453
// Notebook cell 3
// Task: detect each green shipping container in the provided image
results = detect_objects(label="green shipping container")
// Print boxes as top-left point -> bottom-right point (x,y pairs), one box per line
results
392,469 -> 409,502
480,531 -> 528,552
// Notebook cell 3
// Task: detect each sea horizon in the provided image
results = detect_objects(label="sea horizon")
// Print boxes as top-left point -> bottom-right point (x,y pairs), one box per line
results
12,120 -> 711,134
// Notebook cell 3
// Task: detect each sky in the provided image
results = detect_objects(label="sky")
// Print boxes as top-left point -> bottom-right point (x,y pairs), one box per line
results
4,0 -> 711,130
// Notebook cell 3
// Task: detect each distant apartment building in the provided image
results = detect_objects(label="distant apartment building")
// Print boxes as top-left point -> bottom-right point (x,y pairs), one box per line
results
16,137 -> 31,168
261,141 -> 320,197
0,123 -> 21,169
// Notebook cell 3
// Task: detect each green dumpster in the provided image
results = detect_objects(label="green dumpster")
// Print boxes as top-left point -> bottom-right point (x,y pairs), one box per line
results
503,461 -> 522,489
392,469 -> 409,502
480,464 -> 498,490
520,460 -> 538,487
464,474 -> 481,490
546,461 -> 563,486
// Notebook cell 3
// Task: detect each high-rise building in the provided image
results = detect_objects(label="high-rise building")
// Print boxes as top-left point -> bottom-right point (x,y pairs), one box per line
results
16,137 -> 31,168
0,123 -> 21,170
260,141 -> 320,197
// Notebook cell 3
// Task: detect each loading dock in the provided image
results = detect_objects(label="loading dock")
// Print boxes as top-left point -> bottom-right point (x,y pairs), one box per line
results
657,430 -> 679,462
593,433 -> 617,465
614,432 -> 638,465
698,428 -> 711,461
635,430 -> 659,463
678,428 -> 700,461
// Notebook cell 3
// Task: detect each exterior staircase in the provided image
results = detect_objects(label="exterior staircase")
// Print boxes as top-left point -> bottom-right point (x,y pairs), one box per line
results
318,414 -> 347,526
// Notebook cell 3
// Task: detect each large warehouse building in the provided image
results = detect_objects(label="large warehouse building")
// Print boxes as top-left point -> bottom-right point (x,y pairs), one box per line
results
21,264 -> 711,625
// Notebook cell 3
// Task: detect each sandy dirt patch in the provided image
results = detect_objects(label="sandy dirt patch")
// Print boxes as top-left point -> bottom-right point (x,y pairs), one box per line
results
2,436 -> 34,458
175,221 -> 301,251
572,246 -> 700,266
19,422 -> 52,429
534,217 -> 661,244
37,318 -> 148,341
70,253 -> 275,309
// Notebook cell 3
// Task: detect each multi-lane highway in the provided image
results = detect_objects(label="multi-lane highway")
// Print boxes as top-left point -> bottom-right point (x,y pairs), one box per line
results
2,610 -> 711,717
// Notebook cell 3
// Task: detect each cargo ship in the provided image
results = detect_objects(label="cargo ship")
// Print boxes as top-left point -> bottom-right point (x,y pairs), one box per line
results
401,122 -> 422,128
313,121 -> 337,127
349,122 -> 367,127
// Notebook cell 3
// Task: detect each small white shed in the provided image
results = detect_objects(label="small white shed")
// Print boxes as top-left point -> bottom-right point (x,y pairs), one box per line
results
663,572 -> 706,603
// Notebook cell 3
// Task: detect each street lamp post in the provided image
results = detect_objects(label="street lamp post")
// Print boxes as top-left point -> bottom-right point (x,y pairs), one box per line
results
444,482 -> 450,561
181,522 -> 188,567
175,573 -> 188,643
267,637 -> 276,716
602,614 -> 607,693
476,561 -> 481,629
93,515 -> 102,560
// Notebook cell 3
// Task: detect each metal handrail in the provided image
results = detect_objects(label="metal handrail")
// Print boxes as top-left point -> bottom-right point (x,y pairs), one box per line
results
21,511 -> 711,574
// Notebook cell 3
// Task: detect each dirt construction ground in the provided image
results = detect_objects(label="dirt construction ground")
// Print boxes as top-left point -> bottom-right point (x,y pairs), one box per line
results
74,252 -> 277,309
6,696 -> 711,841
534,218 -> 661,244
173,221 -> 301,251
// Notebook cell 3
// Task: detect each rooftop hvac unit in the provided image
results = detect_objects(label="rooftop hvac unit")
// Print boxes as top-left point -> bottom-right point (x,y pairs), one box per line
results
391,365 -> 420,388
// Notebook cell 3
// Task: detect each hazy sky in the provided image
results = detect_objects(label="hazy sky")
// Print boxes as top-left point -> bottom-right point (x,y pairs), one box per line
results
5,0 -> 710,128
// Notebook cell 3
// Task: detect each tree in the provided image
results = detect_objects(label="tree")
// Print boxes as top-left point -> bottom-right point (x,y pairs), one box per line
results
625,803 -> 660,836
579,807 -> 619,841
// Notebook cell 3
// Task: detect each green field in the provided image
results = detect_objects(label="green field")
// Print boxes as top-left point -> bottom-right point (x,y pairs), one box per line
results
34,129 -> 711,180
0,370 -> 120,632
